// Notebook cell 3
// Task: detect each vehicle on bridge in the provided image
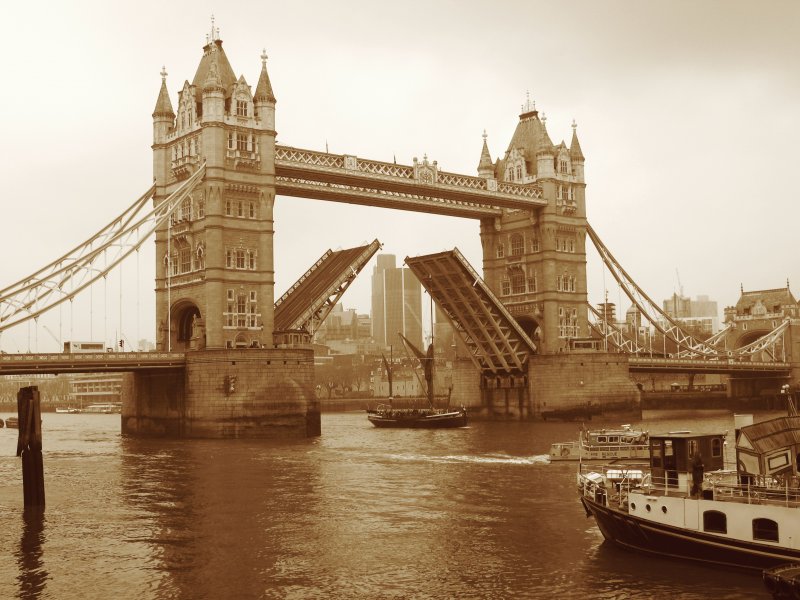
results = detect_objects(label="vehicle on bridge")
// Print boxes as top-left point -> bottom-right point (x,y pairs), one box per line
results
63,341 -> 106,353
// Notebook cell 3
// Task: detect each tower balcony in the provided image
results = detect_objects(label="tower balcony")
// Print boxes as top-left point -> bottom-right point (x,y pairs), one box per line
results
556,199 -> 577,215
226,149 -> 261,171
171,155 -> 201,180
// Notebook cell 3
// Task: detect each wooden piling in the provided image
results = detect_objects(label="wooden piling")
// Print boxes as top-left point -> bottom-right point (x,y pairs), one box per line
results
16,386 -> 45,508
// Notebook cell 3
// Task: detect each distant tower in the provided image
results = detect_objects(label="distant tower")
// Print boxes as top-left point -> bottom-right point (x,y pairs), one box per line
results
479,101 -> 587,354
370,254 -> 423,350
152,28 -> 277,351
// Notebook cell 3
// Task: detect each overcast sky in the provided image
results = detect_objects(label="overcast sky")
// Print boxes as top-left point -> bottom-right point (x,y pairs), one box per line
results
1,0 -> 798,352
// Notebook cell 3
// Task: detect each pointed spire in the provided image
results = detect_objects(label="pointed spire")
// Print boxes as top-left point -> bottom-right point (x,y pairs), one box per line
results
570,118 -> 585,161
537,113 -> 553,155
477,129 -> 493,175
254,48 -> 277,104
152,66 -> 175,118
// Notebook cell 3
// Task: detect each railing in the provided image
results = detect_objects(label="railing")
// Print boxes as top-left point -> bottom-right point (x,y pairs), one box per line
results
579,465 -> 800,509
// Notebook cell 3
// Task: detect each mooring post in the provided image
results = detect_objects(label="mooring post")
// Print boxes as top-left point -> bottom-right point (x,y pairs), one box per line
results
16,386 -> 45,508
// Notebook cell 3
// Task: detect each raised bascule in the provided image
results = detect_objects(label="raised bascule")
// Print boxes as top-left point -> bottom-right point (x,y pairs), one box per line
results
1,24 -> 798,437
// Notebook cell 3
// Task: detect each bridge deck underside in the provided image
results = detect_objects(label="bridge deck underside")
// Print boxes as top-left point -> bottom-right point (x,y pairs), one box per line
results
274,242 -> 379,333
0,352 -> 186,376
405,249 -> 536,376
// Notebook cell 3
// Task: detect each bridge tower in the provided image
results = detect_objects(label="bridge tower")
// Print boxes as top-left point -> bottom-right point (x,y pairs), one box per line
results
125,25 -> 317,438
478,102 -> 588,354
152,31 -> 276,352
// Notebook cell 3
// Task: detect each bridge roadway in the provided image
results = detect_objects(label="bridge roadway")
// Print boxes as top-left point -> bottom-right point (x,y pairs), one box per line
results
628,356 -> 790,376
0,352 -> 789,379
0,352 -> 185,376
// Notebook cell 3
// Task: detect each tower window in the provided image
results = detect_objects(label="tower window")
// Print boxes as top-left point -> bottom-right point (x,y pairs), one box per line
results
237,133 -> 248,151
496,244 -> 505,259
236,100 -> 248,117
236,249 -> 246,269
511,269 -> 525,294
560,159 -> 569,173
510,234 -> 524,257
225,200 -> 232,216
501,279 -> 510,296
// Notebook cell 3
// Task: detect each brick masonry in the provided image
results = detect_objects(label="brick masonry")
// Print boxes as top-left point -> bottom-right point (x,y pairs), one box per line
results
449,353 -> 640,419
122,348 -> 317,438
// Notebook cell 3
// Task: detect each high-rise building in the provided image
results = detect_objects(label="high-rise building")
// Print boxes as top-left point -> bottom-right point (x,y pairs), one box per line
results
371,254 -> 423,351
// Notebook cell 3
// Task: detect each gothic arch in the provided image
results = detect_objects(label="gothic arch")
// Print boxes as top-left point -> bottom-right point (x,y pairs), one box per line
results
515,315 -> 541,351
172,300 -> 201,344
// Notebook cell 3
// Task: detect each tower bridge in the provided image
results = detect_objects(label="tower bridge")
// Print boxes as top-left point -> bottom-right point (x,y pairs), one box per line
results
1,25 -> 798,436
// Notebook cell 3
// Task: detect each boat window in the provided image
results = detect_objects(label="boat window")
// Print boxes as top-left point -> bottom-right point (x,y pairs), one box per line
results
689,440 -> 698,457
753,518 -> 779,542
597,436 -> 607,443
712,438 -> 722,458
651,442 -> 662,467
608,436 -> 618,444
703,510 -> 727,534
664,440 -> 674,456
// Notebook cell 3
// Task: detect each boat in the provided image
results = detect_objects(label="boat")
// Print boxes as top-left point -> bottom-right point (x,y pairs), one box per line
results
5,416 -> 19,429
83,403 -> 121,414
367,328 -> 467,429
55,407 -> 81,414
577,413 -> 800,572
550,424 -> 649,461
367,404 -> 468,428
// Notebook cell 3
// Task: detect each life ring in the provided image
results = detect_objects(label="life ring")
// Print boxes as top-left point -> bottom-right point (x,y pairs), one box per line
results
560,447 -> 570,457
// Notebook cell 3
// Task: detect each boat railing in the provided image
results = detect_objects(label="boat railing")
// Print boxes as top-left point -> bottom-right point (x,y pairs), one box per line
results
580,441 -> 650,454
580,465 -> 800,509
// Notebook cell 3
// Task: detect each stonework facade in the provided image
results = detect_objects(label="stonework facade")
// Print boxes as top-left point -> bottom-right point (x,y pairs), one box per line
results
478,108 -> 588,355
126,29 -> 318,438
152,38 -> 277,353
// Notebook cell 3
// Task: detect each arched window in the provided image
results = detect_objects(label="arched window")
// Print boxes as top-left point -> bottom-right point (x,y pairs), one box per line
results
195,245 -> 205,270
753,518 -> 779,542
703,510 -> 727,534
510,234 -> 524,257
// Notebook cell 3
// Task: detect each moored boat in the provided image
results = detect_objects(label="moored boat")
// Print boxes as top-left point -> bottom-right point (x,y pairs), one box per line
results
55,407 -> 81,414
550,425 -> 649,461
5,416 -> 19,429
578,416 -> 800,572
367,404 -> 468,429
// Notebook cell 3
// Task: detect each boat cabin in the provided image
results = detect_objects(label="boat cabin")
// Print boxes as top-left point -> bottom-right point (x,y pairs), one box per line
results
649,431 -> 725,491
736,416 -> 800,484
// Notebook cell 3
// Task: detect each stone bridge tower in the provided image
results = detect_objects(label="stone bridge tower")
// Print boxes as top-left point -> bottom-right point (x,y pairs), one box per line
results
152,29 -> 277,352
478,101 -> 588,355
126,25 -> 317,439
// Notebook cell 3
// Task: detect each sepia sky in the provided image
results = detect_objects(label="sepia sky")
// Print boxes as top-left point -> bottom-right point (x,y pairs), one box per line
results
0,0 -> 798,352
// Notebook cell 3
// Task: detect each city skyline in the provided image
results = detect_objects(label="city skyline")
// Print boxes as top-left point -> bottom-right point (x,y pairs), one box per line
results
1,1 -> 798,352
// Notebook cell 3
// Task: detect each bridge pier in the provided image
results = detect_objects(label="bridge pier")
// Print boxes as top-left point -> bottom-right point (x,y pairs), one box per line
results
123,348 -> 318,438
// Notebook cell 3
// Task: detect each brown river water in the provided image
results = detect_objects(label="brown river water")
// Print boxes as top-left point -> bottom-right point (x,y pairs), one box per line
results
0,410 -> 770,599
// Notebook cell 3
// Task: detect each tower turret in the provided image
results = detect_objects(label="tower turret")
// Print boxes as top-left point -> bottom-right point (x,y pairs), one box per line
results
570,119 -> 585,182
254,50 -> 277,131
477,130 -> 494,179
536,114 -> 555,179
152,67 -> 175,186
152,67 -> 175,144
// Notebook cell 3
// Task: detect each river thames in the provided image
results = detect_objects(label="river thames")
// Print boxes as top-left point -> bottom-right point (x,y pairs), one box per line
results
0,410 -> 769,599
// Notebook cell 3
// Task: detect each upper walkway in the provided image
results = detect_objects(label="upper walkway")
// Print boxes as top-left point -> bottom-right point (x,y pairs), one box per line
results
628,356 -> 790,376
274,145 -> 546,219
